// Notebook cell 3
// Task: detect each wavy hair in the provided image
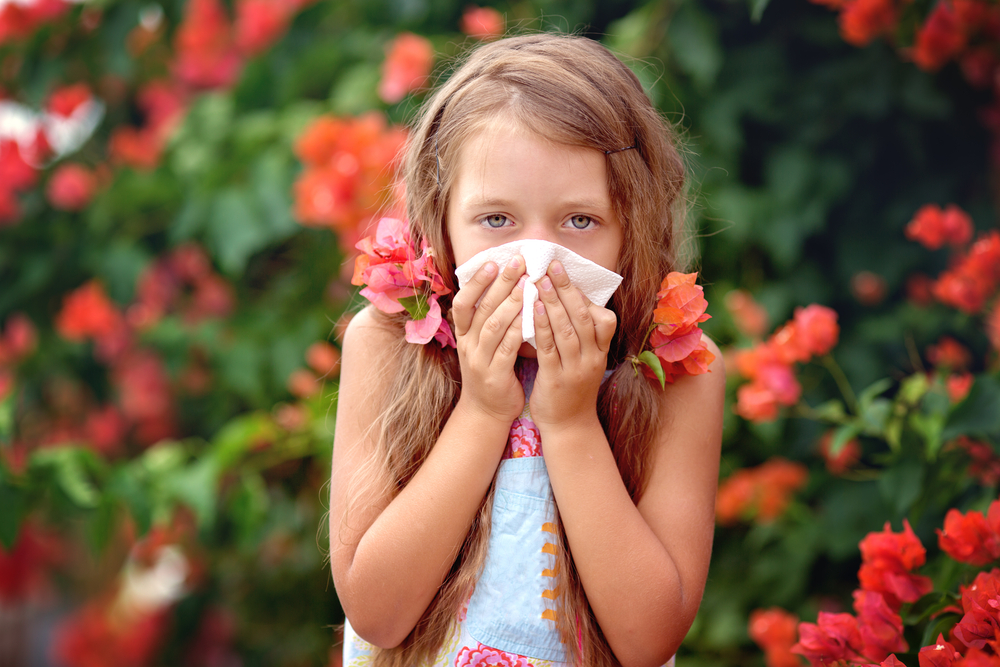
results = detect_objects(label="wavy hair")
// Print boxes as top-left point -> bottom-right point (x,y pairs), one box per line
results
361,33 -> 689,667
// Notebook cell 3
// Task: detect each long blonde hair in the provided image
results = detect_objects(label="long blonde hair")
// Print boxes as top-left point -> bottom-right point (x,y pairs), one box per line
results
364,33 -> 689,666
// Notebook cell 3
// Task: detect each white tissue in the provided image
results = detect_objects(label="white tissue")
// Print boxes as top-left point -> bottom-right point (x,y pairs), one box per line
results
454,240 -> 623,348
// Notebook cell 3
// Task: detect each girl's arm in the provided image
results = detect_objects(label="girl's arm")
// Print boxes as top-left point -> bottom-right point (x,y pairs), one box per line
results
530,264 -> 725,667
329,259 -> 527,648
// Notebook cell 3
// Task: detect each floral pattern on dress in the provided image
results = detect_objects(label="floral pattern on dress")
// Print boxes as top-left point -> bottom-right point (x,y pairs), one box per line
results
454,642 -> 534,667
504,417 -> 542,459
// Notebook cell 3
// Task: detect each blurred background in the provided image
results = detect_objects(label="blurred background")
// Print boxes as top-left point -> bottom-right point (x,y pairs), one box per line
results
0,0 -> 998,665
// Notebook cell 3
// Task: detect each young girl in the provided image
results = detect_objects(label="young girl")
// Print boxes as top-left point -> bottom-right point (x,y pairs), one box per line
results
330,33 -> 725,667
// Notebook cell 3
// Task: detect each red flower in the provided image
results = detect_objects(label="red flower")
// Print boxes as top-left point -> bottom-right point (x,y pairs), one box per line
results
954,647 -> 1000,666
852,270 -> 888,306
907,273 -> 937,306
953,437 -> 1000,486
83,404 -> 128,456
287,368 -> 320,398
933,231 -> 1000,314
460,6 -> 505,40
112,350 -> 177,446
0,0 -> 69,43
988,303 -> 1000,353
47,83 -> 93,118
173,0 -> 243,89
0,138 -> 38,192
293,113 -> 408,248
724,289 -> 769,338
0,521 -> 63,603
792,612 -> 866,665
235,0 -> 294,56
913,1 -> 969,71
819,430 -> 861,475
952,568 -> 1000,651
927,336 -> 972,371
47,163 -> 98,211
52,597 -> 169,667
839,0 -> 898,46
938,505 -> 1000,566
0,313 -> 37,364
716,458 -> 808,525
735,380 -> 780,422
854,590 -> 908,662
947,373 -> 974,403
918,633 -> 962,667
906,204 -> 974,249
857,520 -> 934,609
378,32 -> 434,104
55,281 -> 123,341
749,608 -> 801,667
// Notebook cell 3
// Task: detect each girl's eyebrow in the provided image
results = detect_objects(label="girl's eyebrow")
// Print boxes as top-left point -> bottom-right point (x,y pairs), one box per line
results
460,195 -> 612,211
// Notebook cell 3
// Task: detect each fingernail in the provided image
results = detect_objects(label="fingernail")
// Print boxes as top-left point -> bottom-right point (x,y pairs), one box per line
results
508,256 -> 521,269
551,261 -> 564,275
540,277 -> 552,291
483,262 -> 497,276
534,301 -> 545,315
517,275 -> 526,288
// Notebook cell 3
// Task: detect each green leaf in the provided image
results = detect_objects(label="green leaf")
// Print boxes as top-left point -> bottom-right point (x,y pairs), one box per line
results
749,0 -> 772,22
208,188 -> 272,275
107,466 -> 152,536
162,458 -> 219,528
898,373 -> 931,407
637,351 -> 665,389
32,448 -> 101,508
878,455 -> 924,516
211,413 -> 278,470
814,399 -> 847,423
0,479 -> 26,549
668,3 -> 723,91
858,378 -> 893,412
830,422 -> 863,456
397,294 -> 430,321
910,411 -> 945,460
0,393 -> 13,445
943,375 -> 1000,440
861,398 -> 892,435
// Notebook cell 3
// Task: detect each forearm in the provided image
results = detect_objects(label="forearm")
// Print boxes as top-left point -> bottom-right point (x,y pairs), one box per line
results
541,418 -> 700,667
337,400 -> 510,647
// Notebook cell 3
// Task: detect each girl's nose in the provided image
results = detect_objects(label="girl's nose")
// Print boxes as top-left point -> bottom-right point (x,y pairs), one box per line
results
521,221 -> 558,244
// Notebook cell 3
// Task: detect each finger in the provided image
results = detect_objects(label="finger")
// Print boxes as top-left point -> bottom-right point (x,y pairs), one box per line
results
537,274 -> 580,358
452,261 -> 498,337
548,261 -> 597,346
493,312 -> 525,371
531,299 -> 560,370
470,255 -> 525,332
478,274 -> 527,352
591,305 -> 617,352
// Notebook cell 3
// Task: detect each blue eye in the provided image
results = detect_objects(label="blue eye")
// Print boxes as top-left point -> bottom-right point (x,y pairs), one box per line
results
483,214 -> 509,228
568,215 -> 596,230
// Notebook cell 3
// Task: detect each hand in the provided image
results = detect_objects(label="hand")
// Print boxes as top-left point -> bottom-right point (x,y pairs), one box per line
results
451,255 -> 528,425
529,260 -> 617,430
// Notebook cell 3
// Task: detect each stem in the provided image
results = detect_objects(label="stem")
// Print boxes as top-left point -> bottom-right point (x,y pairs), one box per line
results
822,354 -> 858,415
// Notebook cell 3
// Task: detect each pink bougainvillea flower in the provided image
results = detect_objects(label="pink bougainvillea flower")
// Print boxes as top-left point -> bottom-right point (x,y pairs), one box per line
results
52,597 -> 170,667
0,521 -> 63,603
735,380 -> 780,422
858,520 -> 934,610
47,83 -> 93,118
46,163 -> 98,211
640,272 -> 715,384
306,341 -> 340,377
851,270 -> 887,306
947,372 -> 974,403
724,289 -> 769,339
378,32 -> 434,104
793,304 -> 839,356
0,0 -> 69,44
1,313 -> 37,364
460,6 -> 504,40
933,231 -> 1000,314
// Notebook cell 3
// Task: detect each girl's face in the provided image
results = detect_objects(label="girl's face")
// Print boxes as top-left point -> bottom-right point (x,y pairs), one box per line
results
445,124 -> 623,273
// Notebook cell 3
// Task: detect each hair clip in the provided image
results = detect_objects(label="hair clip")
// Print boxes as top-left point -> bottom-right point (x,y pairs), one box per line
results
605,145 -> 636,155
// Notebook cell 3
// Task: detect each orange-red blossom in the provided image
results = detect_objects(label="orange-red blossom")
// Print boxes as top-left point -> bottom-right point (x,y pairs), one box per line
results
647,272 -> 716,383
